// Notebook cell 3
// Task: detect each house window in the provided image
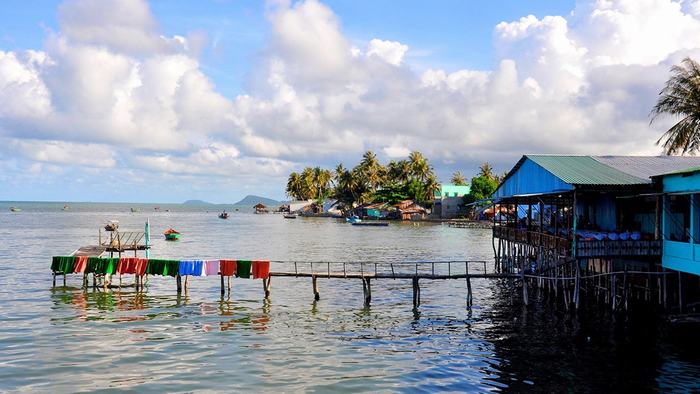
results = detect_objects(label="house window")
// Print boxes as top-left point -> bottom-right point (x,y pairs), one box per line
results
668,195 -> 691,242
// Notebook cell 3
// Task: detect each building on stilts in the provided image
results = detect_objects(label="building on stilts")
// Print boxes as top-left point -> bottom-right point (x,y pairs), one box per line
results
492,155 -> 700,312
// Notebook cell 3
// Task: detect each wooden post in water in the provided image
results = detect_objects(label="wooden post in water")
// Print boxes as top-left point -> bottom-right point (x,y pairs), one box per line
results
220,274 -> 225,296
263,277 -> 271,298
622,266 -> 628,311
574,260 -> 581,309
364,278 -> 371,306
466,276 -> 473,306
412,277 -> 420,308
176,274 -> 182,294
312,275 -> 320,300
521,266 -> 528,306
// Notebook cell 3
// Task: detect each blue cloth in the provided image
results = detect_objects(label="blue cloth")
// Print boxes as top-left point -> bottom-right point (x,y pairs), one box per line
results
179,260 -> 204,276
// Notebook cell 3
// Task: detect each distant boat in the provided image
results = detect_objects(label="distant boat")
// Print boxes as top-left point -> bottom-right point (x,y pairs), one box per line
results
283,213 -> 297,219
62,205 -> 69,211
346,215 -> 361,224
130,207 -> 141,213
104,220 -> 119,231
9,207 -> 21,212
219,211 -> 229,219
164,228 -> 181,241
352,222 -> 389,227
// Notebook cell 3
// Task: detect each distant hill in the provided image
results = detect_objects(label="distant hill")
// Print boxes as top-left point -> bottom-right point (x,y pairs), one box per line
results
234,195 -> 283,206
183,199 -> 214,205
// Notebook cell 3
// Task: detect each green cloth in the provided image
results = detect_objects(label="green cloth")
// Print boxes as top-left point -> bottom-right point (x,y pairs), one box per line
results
51,256 -> 76,274
86,257 -> 118,275
236,260 -> 251,278
145,259 -> 180,277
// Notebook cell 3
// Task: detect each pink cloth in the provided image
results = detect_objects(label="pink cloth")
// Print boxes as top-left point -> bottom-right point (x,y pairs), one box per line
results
73,256 -> 88,273
204,260 -> 220,276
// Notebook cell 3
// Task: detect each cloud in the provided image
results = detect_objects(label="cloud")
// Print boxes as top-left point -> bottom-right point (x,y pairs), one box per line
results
3,0 -> 700,202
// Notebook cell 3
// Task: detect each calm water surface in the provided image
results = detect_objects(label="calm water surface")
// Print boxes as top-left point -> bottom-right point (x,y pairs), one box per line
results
0,202 -> 698,392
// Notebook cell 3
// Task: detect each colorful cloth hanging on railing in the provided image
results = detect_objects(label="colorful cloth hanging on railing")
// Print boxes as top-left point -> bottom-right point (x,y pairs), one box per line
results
204,260 -> 220,276
86,257 -> 118,275
235,260 -> 252,278
74,256 -> 88,273
52,257 -> 270,279
52,256 -> 76,274
252,260 -> 270,279
179,260 -> 204,276
145,259 -> 180,277
219,260 -> 237,276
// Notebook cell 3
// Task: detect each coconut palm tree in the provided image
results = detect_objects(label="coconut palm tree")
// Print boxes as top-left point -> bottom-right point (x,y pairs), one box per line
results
451,171 -> 467,186
286,172 -> 303,200
651,57 -> 700,155
408,151 -> 431,182
300,167 -> 316,200
358,150 -> 385,191
478,162 -> 495,180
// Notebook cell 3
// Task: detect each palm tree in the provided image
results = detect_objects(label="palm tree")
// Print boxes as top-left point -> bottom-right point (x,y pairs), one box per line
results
300,167 -> 316,200
451,171 -> 467,186
478,162 -> 495,180
358,150 -> 385,190
408,151 -> 430,182
286,172 -> 302,200
651,57 -> 700,155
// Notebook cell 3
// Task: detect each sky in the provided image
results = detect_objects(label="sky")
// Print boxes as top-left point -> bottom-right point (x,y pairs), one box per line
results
1,0 -> 699,203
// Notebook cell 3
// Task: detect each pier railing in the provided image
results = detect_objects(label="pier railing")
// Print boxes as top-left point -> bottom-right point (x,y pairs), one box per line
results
268,260 -> 499,279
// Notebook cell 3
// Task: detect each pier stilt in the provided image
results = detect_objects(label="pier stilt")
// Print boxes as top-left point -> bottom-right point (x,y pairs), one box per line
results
263,277 -> 271,298
412,277 -> 420,308
176,274 -> 182,294
363,277 -> 371,306
312,276 -> 320,300
521,269 -> 528,306
63,273 -> 66,287
52,272 -> 56,287
466,276 -> 473,306
220,274 -> 225,296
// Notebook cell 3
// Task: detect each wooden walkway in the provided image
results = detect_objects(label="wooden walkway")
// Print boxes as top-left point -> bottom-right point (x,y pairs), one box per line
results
261,261 -> 517,308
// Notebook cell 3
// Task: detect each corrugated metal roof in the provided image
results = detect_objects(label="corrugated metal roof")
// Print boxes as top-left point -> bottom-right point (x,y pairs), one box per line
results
592,156 -> 700,180
527,155 -> 647,185
652,165 -> 700,177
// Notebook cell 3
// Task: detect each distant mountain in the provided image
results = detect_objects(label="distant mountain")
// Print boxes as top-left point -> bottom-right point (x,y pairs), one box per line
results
234,195 -> 283,206
183,199 -> 214,205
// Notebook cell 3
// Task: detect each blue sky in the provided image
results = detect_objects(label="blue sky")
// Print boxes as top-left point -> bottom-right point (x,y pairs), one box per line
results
0,0 -> 695,202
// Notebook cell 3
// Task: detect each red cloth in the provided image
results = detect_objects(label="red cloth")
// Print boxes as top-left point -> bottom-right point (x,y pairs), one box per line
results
73,256 -> 88,273
117,258 -> 139,274
220,260 -> 237,276
134,258 -> 148,276
252,260 -> 270,279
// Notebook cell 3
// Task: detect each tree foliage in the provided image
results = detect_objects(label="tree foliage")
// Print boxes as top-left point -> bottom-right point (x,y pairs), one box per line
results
651,57 -> 700,155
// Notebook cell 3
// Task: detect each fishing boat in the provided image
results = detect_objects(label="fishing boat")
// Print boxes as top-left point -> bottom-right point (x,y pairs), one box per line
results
9,207 -> 21,212
283,213 -> 297,219
218,211 -> 229,219
104,220 -> 119,231
130,207 -> 141,213
62,205 -> 69,211
345,215 -> 361,224
164,228 -> 181,241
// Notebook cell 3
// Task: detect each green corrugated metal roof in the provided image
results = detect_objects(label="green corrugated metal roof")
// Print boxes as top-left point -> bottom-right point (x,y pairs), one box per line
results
653,165 -> 700,177
527,155 -> 648,185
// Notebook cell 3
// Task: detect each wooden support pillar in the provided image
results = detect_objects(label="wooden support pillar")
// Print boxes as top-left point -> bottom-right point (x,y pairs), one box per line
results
220,274 -> 225,296
622,267 -> 628,311
363,278 -> 371,306
176,274 -> 182,294
263,277 -> 271,298
521,268 -> 528,306
52,272 -> 56,287
611,273 -> 617,311
466,276 -> 473,306
312,275 -> 320,301
227,276 -> 232,293
412,277 -> 420,308
574,260 -> 581,309
63,273 -> 66,287
679,271 -> 683,313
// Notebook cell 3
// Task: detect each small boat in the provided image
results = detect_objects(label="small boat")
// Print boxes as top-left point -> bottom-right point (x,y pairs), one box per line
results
9,207 -> 21,212
130,207 -> 141,213
219,211 -> 229,219
164,228 -> 181,241
346,215 -> 361,224
62,205 -> 69,211
352,222 -> 389,227
283,213 -> 297,219
104,220 -> 119,231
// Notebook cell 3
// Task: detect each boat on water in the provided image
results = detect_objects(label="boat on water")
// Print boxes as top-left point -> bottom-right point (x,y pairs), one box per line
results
164,228 -> 181,241
62,205 -> 69,211
219,211 -> 229,219
130,207 -> 141,213
345,215 -> 361,224
10,207 -> 21,212
104,220 -> 119,231
352,222 -> 389,227
283,213 -> 297,219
